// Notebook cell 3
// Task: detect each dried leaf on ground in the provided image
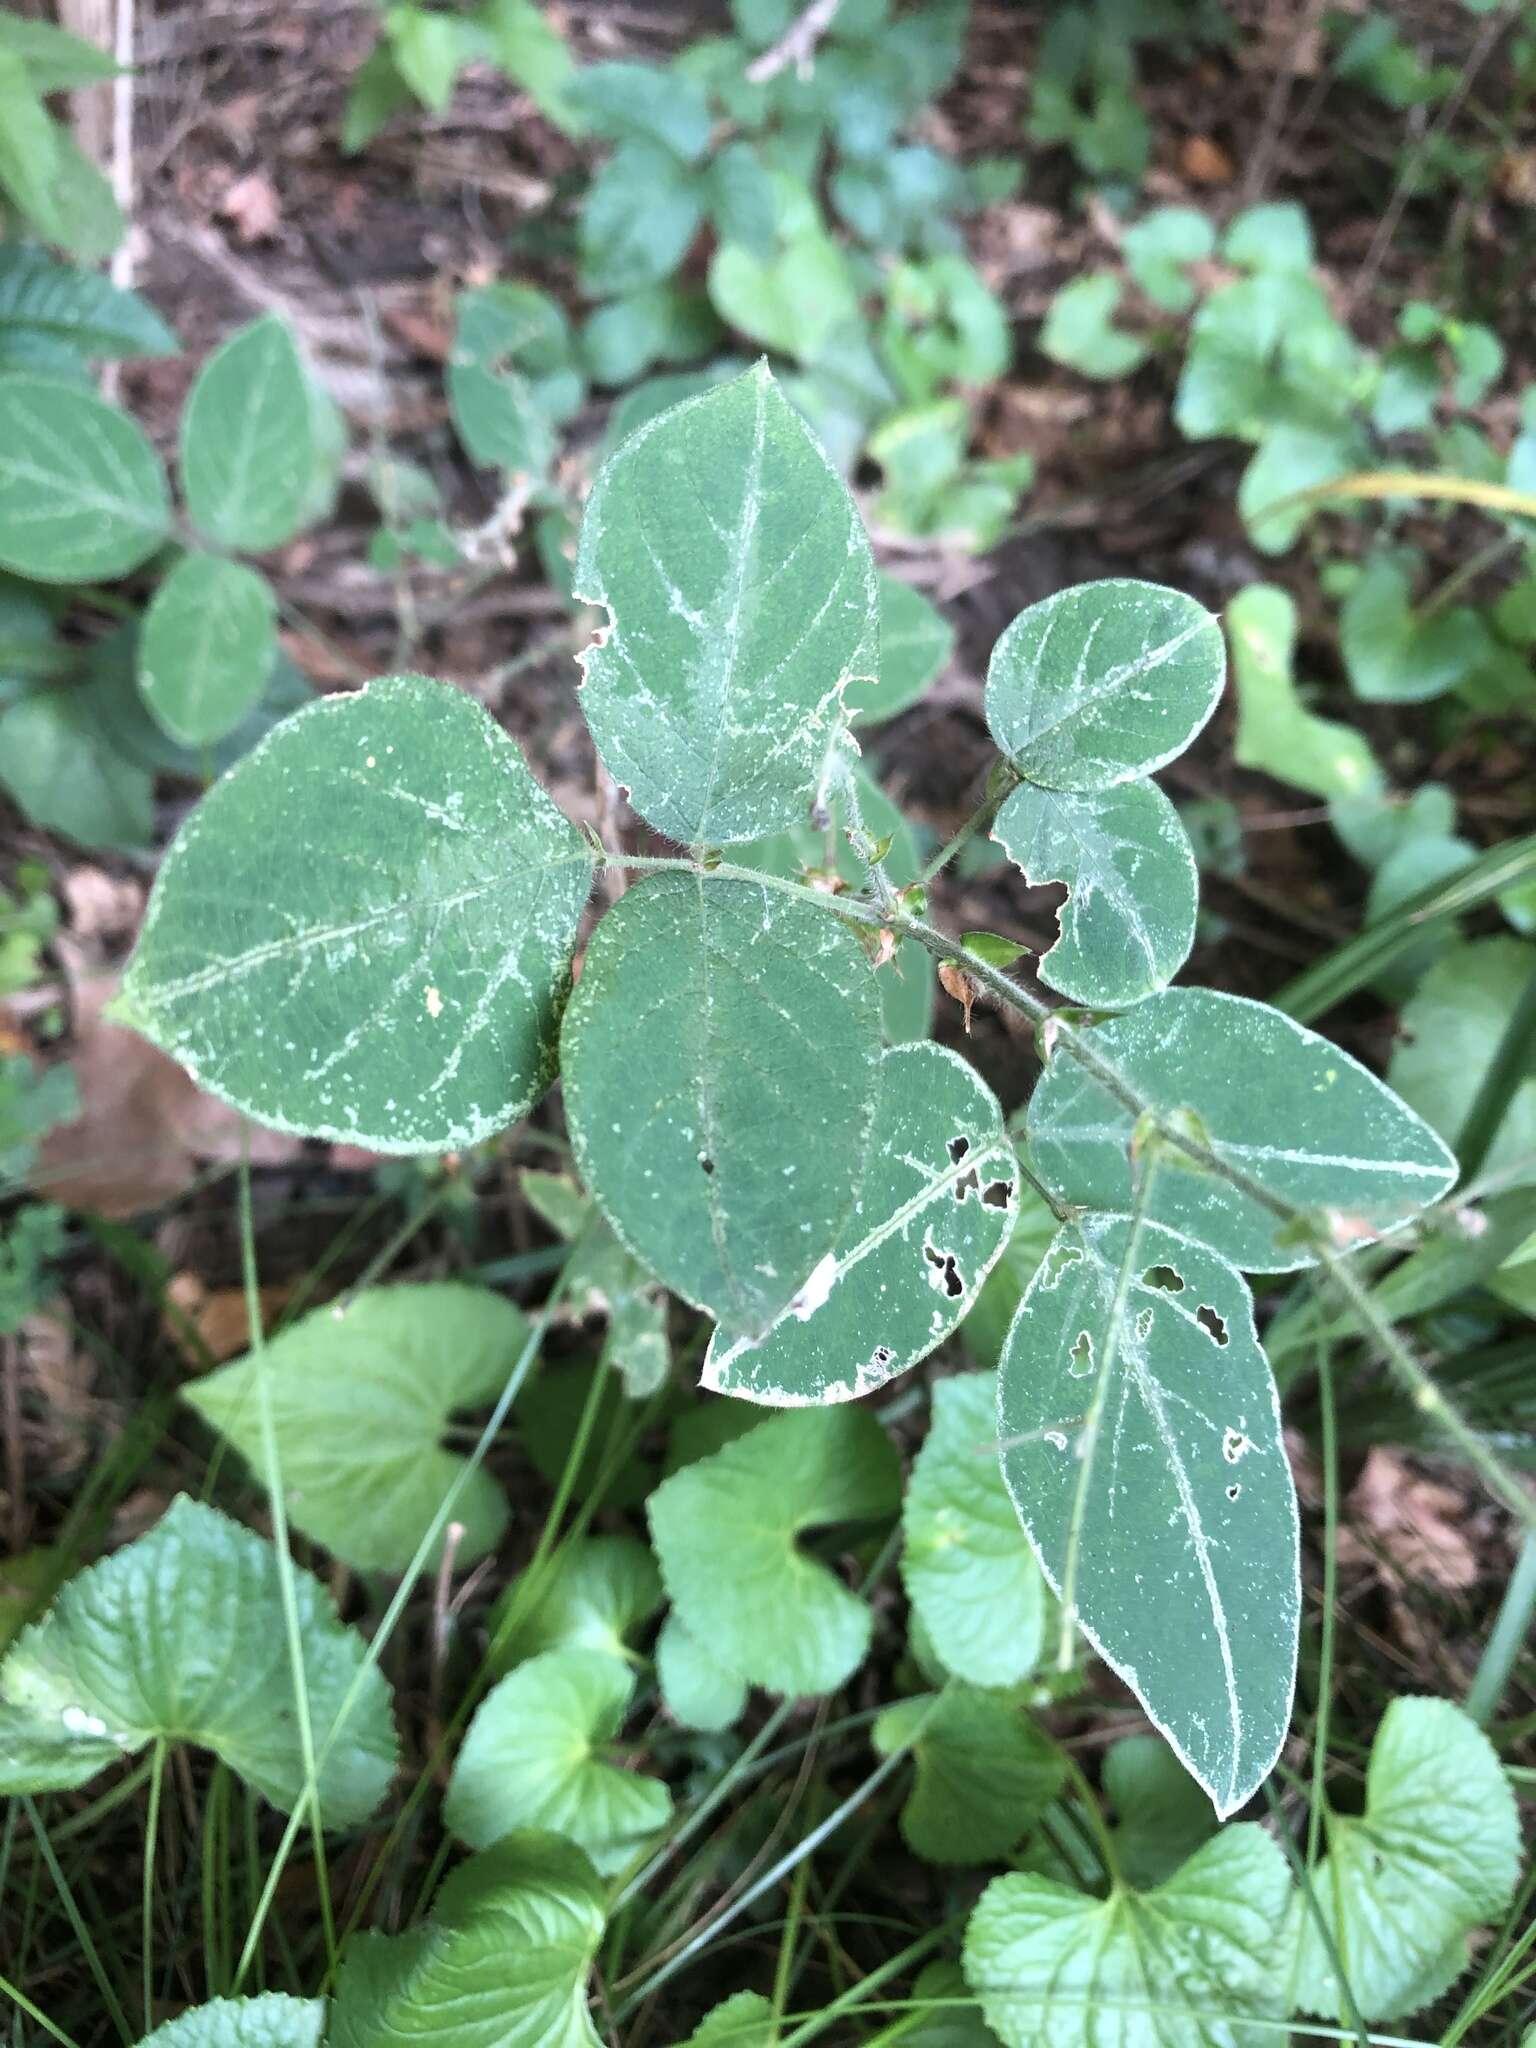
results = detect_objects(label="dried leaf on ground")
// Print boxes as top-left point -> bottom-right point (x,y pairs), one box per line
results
1336,1448 -> 1480,1593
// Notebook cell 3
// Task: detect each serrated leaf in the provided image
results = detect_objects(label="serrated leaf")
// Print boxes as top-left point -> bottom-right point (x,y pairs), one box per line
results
999,1214 -> 1298,1816
678,1993 -> 777,2048
655,1612 -> 748,1732
0,1496 -> 397,1824
0,244 -> 176,359
845,572 -> 954,725
489,1535 -> 663,1675
902,1372 -> 1048,1690
985,581 -> 1224,792
648,1408 -> 901,1696
574,364 -> 878,846
0,372 -> 169,580
136,1995 -> 324,2048
1287,1697 -> 1522,2021
703,1044 -> 1017,1404
561,871 -> 882,1333
184,1284 -> 529,1573
993,778 -> 1198,1008
445,1647 -> 670,1872
118,674 -> 592,1151
138,552 -> 277,748
1228,584 -> 1383,802
447,284 -> 581,477
1027,988 -> 1458,1271
1389,938 -> 1536,1191
0,688 -> 154,850
963,1825 -> 1293,2047
181,315 -> 314,551
874,1686 -> 1063,1864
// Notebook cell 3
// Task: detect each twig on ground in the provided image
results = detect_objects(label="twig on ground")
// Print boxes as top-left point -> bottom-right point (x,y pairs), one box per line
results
746,0 -> 843,83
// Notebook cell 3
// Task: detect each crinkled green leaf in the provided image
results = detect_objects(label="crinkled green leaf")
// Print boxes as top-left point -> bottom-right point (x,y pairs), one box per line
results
0,372 -> 169,580
874,1686 -> 1063,1864
655,1612 -> 748,1732
648,1408 -> 901,1696
1389,937 -> 1536,1192
181,316 -> 314,551
845,573 -> 954,725
139,552 -> 276,748
136,1995 -> 324,2048
117,673 -> 592,1152
489,1535 -> 663,1676
1229,585 -> 1383,802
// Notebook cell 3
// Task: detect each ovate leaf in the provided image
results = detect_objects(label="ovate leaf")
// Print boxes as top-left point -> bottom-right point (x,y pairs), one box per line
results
0,1496 -> 397,1824
117,674 -> 592,1151
574,364 -> 878,846
489,1535 -> 663,1675
873,1687 -> 1064,1863
0,372 -> 169,580
181,315 -> 314,551
561,872 -> 882,1333
136,1995 -> 324,2048
139,552 -> 277,748
184,1284 -> 530,1573
655,1612 -> 748,1732
1228,584 -> 1383,801
1027,988 -> 1458,1271
579,142 -> 705,298
1342,553 -> 1491,705
999,1215 -> 1298,1816
447,284 -> 581,477
845,571 -> 954,724
702,1043 -> 1017,1403
648,1408 -> 901,1696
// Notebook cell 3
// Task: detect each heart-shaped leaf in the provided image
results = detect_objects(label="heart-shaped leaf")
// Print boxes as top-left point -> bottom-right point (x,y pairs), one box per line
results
136,1995 -> 324,2048
1101,1734 -> 1217,1891
181,315 -> 314,551
447,284 -> 582,477
0,372 -> 170,581
138,552 -> 277,748
1342,553 -> 1492,705
655,1612 -> 748,1732
489,1535 -> 663,1675
873,1687 -> 1063,1863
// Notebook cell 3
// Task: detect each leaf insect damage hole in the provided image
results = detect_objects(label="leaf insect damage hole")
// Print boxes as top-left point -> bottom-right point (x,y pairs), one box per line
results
699,1154 -> 715,1175
1196,1302 -> 1229,1346
1226,1483 -> 1241,1501
1068,1329 -> 1094,1377
981,1178 -> 1013,1208
923,1243 -> 964,1298
1141,1264 -> 1185,1292
1222,1427 -> 1251,1463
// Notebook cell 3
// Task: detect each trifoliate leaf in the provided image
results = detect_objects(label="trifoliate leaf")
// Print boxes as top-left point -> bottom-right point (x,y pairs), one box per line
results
648,1408 -> 901,1696
489,1535 -> 663,1675
184,1284 -> 529,1573
0,372 -> 170,580
844,573 -> 954,724
1228,585 -> 1383,802
116,674 -> 592,1152
561,872 -> 882,1335
874,1686 -> 1063,1863
902,1371 -> 1049,1690
677,1992 -> 776,2048
985,581 -> 1224,792
1287,1697 -> 1522,2021
999,1215 -> 1298,1818
655,1612 -> 748,1732
1026,988 -> 1458,1271
0,1496 -> 397,1824
445,1647 -> 670,1873
574,364 -> 878,846
1389,939 -> 1536,1191
136,1995 -> 324,2048
1102,1733 -> 1217,1892
703,1044 -> 1017,1404
180,316 -> 314,551
138,552 -> 277,748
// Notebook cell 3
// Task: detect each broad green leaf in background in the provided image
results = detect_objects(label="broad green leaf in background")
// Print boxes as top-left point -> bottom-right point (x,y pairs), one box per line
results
0,373 -> 170,580
0,244 -> 177,365
138,552 -> 277,748
648,1408 -> 901,1696
902,1371 -> 1049,1690
580,142 -> 705,298
384,3 -> 462,109
874,1687 -> 1063,1863
1040,276 -> 1150,380
679,1993 -> 776,2048
702,1044 -> 1017,1403
445,1646 -> 670,1872
328,1834 -> 604,2048
447,284 -> 582,477
0,689 -> 154,850
963,1825 -> 1293,2047
959,1187 -> 1059,1369
117,674 -> 592,1151
574,365 -> 879,845
1287,1697 -> 1522,2021
1123,206 -> 1215,313
1342,552 -> 1491,704
0,50 -> 64,249
488,1534 -> 663,1675
985,581 -> 1224,792
708,233 -> 864,365
655,1612 -> 748,1732
0,1496 -> 397,1824
843,572 -> 954,724
184,1284 -> 530,1573
0,1055 -> 77,1188
136,1996 -> 325,2048
561,873 -> 882,1333
181,315 -> 315,551
520,1171 -> 672,1398
580,60 -> 712,161
0,15 -> 119,89
1239,424 -> 1354,554
1027,988 -> 1458,1271
896,1963 -> 996,2048
1102,1733 -> 1217,1892
1389,937 -> 1536,1190
1228,584 -> 1383,801
707,140 -> 779,257
999,1214 -> 1298,1816
992,778 -> 1198,1007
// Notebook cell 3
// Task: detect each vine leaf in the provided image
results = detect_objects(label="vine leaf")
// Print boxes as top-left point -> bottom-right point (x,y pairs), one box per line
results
704,1044 -> 1016,1404
992,778 -> 1198,1007
1027,987 -> 1458,1271
0,1496 -> 397,1825
488,1534 -> 663,1677
184,1284 -> 530,1574
998,1214 -> 1299,1818
180,314 -> 314,551
573,362 -> 878,846
115,674 -> 592,1152
655,1612 -> 748,1733
135,1996 -> 324,2048
873,1687 -> 1063,1864
138,552 -> 277,748
0,372 -> 170,581
560,872 -> 882,1335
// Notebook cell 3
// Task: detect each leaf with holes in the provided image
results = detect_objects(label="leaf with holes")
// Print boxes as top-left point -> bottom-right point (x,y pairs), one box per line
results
984,581 -> 1224,793
136,1996 -> 324,2048
138,552 -> 277,748
703,1044 -> 1016,1404
1027,989 -> 1457,1271
181,315 -> 314,551
873,1687 -> 1063,1864
0,372 -> 170,581
573,364 -> 878,846
115,674 -> 592,1152
560,872 -> 882,1334
998,1214 -> 1298,1817
992,778 -> 1198,1007
648,1408 -> 901,1697
488,1535 -> 663,1677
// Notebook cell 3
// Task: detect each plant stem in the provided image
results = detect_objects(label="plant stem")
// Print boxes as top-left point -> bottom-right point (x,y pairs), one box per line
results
915,771 -> 1019,887
142,1739 -> 166,2034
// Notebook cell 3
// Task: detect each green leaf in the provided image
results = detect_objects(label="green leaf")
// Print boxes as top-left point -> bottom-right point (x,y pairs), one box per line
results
648,1408 -> 901,1696
1123,207 -> 1215,314
1389,937 -> 1536,1191
1040,276 -> 1150,380
1102,1733 -> 1217,1892
0,53 -> 63,242
708,232 -> 864,364
1342,552 -> 1491,704
1027,988 -> 1458,1271
959,1190 -> 1060,1370
1228,585 -> 1383,802
384,4 -> 464,110
844,573 -> 954,725
561,872 -> 882,1333
702,1043 -> 1017,1404
0,1055 -> 78,1187
0,372 -> 169,580
184,1283 -> 529,1573
477,0 -> 578,130
1287,1697 -> 1522,2021
902,1371 -> 1048,1690
489,1535 -> 663,1675
1225,202 -> 1313,274
1239,425 -> 1354,554
655,1612 -> 748,1732
580,142 -> 705,298
0,15 -> 118,89
581,61 -> 712,161
117,673 -> 592,1152
574,365 -> 878,846
0,245 -> 176,360
874,1687 -> 1063,1864
999,1214 -> 1298,1816
678,1993 -> 777,2048
136,1995 -> 324,2048
445,1647 -> 670,1872
448,284 -> 581,476
985,581 -> 1224,793
181,316 -> 315,551
328,1833 -> 604,2048
707,141 -> 779,257
341,44 -> 415,153
964,1825 -> 1293,2046
138,553 -> 277,748
992,779 -> 1198,1008
0,689 -> 154,850
0,1495 -> 397,1824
